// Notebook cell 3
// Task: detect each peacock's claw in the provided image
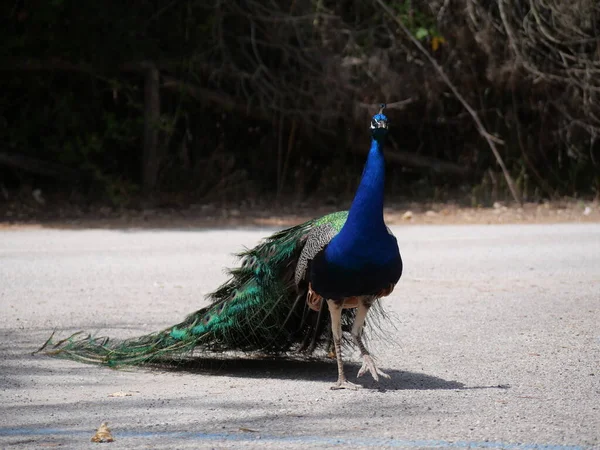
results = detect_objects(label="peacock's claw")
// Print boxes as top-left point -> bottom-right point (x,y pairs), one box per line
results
357,354 -> 390,381
331,379 -> 362,390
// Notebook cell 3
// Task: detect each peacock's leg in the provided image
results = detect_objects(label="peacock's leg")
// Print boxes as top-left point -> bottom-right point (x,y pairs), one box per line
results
352,298 -> 390,382
327,299 -> 360,390
305,303 -> 325,354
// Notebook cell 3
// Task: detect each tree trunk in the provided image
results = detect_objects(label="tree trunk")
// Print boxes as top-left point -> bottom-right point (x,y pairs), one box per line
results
142,64 -> 161,194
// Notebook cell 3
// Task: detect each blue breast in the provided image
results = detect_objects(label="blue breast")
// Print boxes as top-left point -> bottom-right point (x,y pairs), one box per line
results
309,138 -> 402,300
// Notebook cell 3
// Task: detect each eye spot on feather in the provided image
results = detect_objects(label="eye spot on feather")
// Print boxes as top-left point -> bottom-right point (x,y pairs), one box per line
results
211,303 -> 226,317
202,314 -> 211,325
245,256 -> 257,269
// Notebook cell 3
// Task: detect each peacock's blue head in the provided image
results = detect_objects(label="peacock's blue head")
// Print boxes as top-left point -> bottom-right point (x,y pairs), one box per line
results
370,104 -> 388,141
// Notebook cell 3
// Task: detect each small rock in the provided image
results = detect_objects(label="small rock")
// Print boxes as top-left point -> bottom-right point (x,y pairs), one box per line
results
402,211 -> 413,221
32,189 -> 45,205
425,210 -> 437,217
493,202 -> 502,209
190,203 -> 215,212
583,206 -> 592,216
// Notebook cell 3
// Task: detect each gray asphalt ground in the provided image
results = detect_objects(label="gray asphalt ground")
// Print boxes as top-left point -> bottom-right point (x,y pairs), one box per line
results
0,223 -> 599,449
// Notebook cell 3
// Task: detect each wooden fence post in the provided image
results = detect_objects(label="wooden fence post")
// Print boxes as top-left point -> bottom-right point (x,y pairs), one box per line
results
142,63 -> 161,193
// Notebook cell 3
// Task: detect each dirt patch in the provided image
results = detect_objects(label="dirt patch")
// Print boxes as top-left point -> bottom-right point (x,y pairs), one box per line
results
384,201 -> 600,226
1,199 -> 598,230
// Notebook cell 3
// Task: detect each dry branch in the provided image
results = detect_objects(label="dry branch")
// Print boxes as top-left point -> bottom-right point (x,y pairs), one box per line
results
356,99 -> 415,111
352,138 -> 471,177
0,152 -> 82,180
373,0 -> 522,204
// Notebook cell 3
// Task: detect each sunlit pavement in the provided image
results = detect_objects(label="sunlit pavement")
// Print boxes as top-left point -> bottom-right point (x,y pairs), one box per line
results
1,224 -> 598,449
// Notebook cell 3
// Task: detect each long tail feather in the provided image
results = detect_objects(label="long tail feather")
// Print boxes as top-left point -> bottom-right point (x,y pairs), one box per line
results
41,213 -> 386,367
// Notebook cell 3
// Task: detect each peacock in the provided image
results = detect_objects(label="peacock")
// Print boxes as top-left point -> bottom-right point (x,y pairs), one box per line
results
40,104 -> 403,390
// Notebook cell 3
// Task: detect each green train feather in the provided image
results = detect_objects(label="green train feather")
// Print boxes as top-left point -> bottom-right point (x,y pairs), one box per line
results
40,211 -> 386,366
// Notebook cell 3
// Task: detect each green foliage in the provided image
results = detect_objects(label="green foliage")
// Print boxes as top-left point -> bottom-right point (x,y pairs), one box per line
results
389,0 -> 444,47
1,0 -> 598,204
0,70 -> 143,203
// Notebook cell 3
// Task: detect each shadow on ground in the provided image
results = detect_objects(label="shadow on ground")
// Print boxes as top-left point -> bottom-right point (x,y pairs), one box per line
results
146,356 -> 509,392
2,339 -> 510,393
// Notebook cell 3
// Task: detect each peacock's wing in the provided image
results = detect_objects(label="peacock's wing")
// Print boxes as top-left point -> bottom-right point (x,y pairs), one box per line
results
41,211 -> 351,366
173,210 -> 350,354
294,223 -> 340,286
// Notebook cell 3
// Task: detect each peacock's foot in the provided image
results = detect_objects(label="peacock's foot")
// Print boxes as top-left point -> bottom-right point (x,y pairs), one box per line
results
357,355 -> 391,382
330,378 -> 362,390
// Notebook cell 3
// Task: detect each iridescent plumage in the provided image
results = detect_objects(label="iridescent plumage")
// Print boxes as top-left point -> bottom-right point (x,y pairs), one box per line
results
41,105 -> 402,389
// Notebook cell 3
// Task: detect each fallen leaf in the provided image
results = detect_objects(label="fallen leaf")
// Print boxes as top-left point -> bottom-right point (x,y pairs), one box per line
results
239,427 -> 258,433
91,422 -> 114,443
108,391 -> 134,398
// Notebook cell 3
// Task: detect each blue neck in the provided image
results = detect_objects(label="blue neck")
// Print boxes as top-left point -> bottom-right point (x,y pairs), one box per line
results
345,138 -> 386,232
323,136 -> 393,267
310,133 -> 402,296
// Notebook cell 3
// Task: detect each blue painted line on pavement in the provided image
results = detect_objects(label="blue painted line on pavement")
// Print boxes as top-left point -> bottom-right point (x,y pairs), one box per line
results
0,427 -> 587,449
